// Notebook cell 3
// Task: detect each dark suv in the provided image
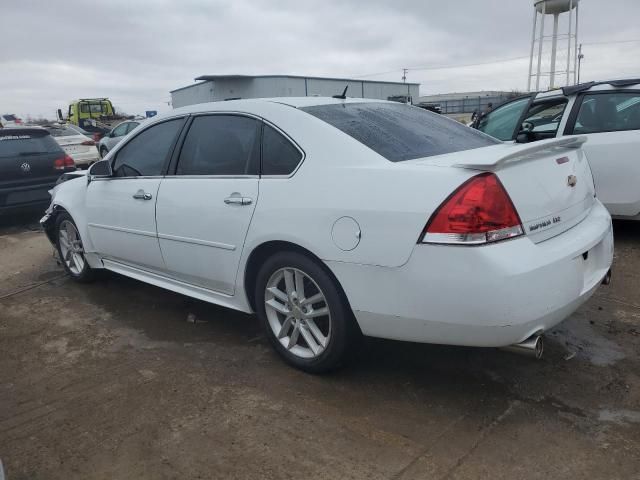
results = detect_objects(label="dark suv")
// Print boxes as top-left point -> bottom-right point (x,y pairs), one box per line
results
0,128 -> 76,214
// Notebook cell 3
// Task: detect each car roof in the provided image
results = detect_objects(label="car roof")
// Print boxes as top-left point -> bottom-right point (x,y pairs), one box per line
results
535,78 -> 640,100
168,96 -> 389,117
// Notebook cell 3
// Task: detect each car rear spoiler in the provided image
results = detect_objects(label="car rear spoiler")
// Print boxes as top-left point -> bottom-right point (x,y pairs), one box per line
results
453,136 -> 587,171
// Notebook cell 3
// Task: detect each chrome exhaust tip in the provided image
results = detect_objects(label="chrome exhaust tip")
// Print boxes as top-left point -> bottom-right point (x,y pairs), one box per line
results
601,269 -> 612,285
500,335 -> 544,359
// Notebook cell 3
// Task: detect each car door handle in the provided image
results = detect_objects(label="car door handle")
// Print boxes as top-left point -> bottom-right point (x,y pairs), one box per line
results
132,190 -> 152,200
224,196 -> 252,206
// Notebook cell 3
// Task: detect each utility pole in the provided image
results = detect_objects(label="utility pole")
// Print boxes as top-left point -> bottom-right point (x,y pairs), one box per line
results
577,44 -> 584,84
402,68 -> 408,83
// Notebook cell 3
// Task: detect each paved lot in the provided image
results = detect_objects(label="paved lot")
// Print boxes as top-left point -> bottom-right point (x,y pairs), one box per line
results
1,210 -> 639,479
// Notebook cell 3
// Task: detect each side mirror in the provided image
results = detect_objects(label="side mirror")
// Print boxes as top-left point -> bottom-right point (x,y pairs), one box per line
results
57,109 -> 63,121
88,159 -> 112,183
515,121 -> 535,144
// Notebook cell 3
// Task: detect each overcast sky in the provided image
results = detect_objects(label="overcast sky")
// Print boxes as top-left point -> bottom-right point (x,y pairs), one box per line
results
1,0 -> 639,118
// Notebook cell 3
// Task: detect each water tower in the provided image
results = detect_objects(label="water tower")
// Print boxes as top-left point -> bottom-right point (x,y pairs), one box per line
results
527,0 -> 580,91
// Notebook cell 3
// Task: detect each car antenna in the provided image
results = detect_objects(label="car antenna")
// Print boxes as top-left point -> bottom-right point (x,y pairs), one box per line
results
332,85 -> 348,99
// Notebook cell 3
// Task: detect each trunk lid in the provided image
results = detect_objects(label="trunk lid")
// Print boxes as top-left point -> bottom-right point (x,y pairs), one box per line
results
410,137 -> 596,243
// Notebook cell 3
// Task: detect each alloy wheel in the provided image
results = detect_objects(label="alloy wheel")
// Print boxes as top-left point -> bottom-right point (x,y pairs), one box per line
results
58,220 -> 86,275
264,267 -> 332,359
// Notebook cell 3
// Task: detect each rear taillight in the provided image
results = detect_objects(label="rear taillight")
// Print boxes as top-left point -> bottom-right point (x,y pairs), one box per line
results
92,133 -> 103,142
420,172 -> 523,245
54,154 -> 76,171
81,139 -> 95,146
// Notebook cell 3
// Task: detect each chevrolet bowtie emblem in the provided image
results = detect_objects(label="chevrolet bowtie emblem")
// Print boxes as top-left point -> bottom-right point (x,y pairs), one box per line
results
567,175 -> 577,187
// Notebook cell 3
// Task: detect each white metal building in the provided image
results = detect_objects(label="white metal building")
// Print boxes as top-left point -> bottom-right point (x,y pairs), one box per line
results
170,75 -> 420,108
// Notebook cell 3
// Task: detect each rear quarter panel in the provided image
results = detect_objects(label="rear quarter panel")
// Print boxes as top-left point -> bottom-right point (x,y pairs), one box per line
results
241,104 -> 476,268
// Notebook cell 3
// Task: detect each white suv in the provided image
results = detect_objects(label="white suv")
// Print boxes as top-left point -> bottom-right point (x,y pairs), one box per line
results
474,79 -> 640,220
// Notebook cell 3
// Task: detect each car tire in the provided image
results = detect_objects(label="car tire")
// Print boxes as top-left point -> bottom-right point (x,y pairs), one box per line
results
99,146 -> 108,158
55,212 -> 95,283
255,251 -> 357,373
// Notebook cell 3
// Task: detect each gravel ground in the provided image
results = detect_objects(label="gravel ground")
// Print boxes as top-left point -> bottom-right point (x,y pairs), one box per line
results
0,210 -> 639,479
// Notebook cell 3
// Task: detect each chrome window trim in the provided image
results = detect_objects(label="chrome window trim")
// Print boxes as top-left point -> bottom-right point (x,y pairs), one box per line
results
162,175 -> 260,180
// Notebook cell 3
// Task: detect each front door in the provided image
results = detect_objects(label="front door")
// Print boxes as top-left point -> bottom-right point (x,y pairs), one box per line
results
86,117 -> 186,271
155,114 -> 261,295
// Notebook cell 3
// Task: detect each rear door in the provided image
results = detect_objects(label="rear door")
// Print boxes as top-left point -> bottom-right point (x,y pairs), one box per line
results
564,90 -> 640,217
155,114 -> 261,295
86,117 -> 185,271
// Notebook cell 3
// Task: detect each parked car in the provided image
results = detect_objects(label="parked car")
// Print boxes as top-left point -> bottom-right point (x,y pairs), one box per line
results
44,124 -> 100,168
0,114 -> 23,127
473,79 -> 640,220
98,120 -> 140,157
41,98 -> 613,372
0,128 -> 76,214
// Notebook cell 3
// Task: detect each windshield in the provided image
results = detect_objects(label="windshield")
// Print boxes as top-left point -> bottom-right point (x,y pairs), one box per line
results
301,102 -> 498,162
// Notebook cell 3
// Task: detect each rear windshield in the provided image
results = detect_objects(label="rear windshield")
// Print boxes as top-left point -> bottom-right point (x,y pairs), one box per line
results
301,102 -> 499,162
3,114 -> 17,121
45,126 -> 81,137
0,132 -> 61,157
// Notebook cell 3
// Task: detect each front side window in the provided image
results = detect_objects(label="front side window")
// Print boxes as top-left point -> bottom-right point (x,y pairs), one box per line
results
573,92 -> 640,134
476,97 -> 531,141
126,122 -> 140,133
112,123 -> 129,137
302,102 -> 498,162
262,125 -> 302,175
176,115 -> 260,175
112,118 -> 183,177
521,99 -> 567,139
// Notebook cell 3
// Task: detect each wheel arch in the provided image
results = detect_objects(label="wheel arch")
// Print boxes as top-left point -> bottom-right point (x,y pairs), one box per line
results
242,240 -> 356,326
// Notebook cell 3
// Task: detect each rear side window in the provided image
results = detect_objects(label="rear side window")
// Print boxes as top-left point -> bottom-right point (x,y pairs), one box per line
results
573,92 -> 640,134
0,131 -> 61,157
301,102 -> 498,162
112,118 -> 183,177
176,115 -> 260,176
262,125 -> 302,175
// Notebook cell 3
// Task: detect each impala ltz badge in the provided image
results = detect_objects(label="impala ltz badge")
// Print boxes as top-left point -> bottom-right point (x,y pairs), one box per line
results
20,162 -> 31,173
567,175 -> 577,187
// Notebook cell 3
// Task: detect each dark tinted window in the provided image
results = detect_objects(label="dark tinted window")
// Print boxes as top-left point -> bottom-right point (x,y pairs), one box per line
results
176,115 -> 260,175
112,118 -> 183,177
573,92 -> 640,134
302,102 -> 499,162
262,125 -> 302,175
0,131 -> 61,157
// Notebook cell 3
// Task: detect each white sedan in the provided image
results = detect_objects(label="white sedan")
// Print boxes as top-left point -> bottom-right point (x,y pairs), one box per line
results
45,124 -> 100,168
41,97 -> 613,372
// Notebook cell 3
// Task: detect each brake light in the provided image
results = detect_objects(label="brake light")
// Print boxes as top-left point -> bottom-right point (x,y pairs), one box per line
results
54,154 -> 76,170
421,173 -> 523,245
81,139 -> 95,146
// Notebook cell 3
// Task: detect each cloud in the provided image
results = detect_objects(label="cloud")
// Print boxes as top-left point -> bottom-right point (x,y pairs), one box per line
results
1,0 -> 638,118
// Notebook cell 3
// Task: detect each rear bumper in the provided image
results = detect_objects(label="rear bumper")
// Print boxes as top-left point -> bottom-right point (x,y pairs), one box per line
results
68,149 -> 100,166
0,181 -> 56,214
327,200 -> 614,347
